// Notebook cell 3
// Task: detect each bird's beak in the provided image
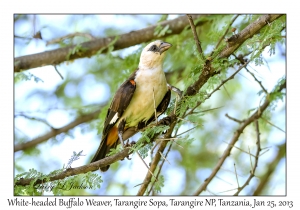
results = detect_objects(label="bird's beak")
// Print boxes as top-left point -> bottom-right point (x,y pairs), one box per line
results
159,42 -> 172,55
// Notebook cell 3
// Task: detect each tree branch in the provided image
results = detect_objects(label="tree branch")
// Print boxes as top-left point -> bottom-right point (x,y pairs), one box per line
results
14,15 -> 205,72
14,109 -> 102,152
193,80 -> 286,195
218,14 -> 282,59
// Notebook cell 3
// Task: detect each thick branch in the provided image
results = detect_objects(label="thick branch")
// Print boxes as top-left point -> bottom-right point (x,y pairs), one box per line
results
14,109 -> 101,152
193,81 -> 286,195
14,15 -> 204,72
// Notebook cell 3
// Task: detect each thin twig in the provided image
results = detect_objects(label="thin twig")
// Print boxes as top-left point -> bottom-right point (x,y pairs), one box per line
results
215,175 -> 233,186
261,146 -> 272,151
222,84 -> 232,100
220,167 -> 244,177
195,106 -> 224,114
159,151 -> 171,165
244,66 -> 268,94
171,141 -> 184,150
176,126 -> 197,137
222,141 -> 256,158
158,137 -> 182,141
186,15 -> 206,61
160,132 -> 184,150
206,188 -> 217,195
259,149 -> 270,157
217,188 -> 239,194
14,114 -> 54,129
177,117 -> 202,127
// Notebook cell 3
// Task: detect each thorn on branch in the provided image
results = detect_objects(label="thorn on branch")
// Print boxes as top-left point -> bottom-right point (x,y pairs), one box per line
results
54,65 -> 64,80
261,117 -> 285,133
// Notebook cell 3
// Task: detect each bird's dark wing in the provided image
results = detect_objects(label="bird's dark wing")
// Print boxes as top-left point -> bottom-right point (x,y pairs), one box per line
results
102,70 -> 137,138
156,88 -> 171,116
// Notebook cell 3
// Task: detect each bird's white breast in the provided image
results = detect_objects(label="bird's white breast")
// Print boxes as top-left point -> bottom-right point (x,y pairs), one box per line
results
121,66 -> 168,127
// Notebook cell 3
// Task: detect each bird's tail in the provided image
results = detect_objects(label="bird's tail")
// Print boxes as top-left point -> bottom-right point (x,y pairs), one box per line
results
90,137 -> 118,172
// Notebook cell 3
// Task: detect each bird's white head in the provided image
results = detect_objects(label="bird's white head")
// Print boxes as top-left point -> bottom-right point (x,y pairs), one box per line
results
139,40 -> 172,69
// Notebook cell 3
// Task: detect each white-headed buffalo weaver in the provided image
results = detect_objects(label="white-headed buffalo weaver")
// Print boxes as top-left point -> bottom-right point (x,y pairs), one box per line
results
90,40 -> 172,171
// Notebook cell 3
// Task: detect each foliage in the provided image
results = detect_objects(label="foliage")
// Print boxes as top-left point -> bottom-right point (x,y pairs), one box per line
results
14,14 -> 286,196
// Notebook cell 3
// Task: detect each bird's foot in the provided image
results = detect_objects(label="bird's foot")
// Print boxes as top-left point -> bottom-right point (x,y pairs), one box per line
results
125,140 -> 136,148
120,141 -> 136,161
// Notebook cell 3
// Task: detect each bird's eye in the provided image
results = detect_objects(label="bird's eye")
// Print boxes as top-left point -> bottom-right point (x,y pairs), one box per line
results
148,45 -> 158,52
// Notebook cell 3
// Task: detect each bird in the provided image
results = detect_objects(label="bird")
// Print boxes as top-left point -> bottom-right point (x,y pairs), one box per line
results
90,40 -> 173,171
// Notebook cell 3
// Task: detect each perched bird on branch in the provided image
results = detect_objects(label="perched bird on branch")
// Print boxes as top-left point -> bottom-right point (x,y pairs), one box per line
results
90,40 -> 173,171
